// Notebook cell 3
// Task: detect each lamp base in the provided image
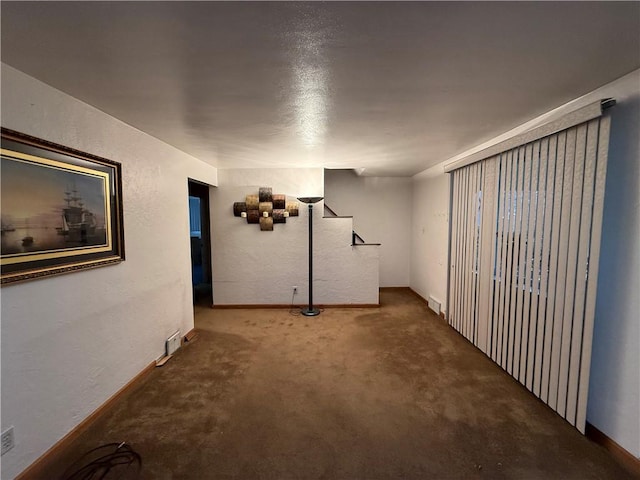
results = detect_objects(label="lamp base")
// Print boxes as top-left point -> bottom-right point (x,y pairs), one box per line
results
301,307 -> 320,316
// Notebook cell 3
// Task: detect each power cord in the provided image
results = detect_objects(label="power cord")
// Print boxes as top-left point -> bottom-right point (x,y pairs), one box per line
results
289,290 -> 301,316
60,442 -> 141,480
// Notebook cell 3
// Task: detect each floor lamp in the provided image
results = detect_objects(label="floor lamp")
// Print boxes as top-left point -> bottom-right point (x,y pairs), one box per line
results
297,196 -> 323,316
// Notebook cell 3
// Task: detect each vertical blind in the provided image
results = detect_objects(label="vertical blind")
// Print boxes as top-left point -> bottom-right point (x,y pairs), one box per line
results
446,100 -> 612,432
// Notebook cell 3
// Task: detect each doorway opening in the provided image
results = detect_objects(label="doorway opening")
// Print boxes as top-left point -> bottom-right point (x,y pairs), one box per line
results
188,180 -> 212,307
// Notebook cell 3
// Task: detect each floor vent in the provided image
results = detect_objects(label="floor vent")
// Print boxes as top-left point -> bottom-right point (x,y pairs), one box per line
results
428,296 -> 441,315
166,331 -> 181,356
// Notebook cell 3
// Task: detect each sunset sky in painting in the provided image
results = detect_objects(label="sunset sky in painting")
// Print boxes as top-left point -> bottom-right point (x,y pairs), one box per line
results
1,155 -> 106,228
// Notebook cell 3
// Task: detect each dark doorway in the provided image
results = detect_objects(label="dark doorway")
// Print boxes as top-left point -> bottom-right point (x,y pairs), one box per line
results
188,180 -> 212,306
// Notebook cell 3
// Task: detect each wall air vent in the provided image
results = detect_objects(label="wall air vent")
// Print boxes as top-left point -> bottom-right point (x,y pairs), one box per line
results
428,296 -> 441,315
166,331 -> 181,356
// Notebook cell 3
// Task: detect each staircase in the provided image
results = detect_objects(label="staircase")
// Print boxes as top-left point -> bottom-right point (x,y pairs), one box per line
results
323,204 -> 379,246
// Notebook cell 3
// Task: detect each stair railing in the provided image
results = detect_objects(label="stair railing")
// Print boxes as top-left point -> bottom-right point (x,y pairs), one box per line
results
324,203 -> 367,245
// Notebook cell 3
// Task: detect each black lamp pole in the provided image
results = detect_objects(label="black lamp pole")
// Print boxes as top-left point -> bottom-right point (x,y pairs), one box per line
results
297,196 -> 323,316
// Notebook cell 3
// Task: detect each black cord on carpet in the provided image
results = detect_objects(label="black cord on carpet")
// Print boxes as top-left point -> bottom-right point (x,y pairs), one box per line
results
60,442 -> 141,480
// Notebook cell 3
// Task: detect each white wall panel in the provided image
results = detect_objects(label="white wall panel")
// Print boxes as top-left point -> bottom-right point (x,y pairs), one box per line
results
0,65 -> 218,479
324,170 -> 412,287
211,170 -> 379,306
410,171 -> 449,313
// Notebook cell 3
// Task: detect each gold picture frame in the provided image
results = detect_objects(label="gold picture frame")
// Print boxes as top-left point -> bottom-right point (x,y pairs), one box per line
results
1,128 -> 125,284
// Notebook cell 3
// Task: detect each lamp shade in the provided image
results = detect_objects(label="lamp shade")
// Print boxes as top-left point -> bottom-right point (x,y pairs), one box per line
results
297,196 -> 323,204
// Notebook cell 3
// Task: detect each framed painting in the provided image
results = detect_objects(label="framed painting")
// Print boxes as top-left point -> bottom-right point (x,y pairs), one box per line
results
1,128 -> 125,284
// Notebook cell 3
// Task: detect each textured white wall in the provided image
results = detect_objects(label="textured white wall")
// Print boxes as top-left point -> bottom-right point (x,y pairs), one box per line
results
0,65 -> 218,479
324,170 -> 412,287
409,69 -> 640,457
409,171 -> 449,312
587,71 -> 640,458
211,169 -> 379,305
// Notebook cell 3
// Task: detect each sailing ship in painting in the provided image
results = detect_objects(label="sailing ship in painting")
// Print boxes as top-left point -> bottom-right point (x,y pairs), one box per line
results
56,187 -> 100,244
1,185 -> 107,256
1,149 -> 112,260
1,222 -> 16,234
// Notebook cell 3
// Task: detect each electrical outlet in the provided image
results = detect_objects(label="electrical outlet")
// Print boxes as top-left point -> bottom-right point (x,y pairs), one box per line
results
1,426 -> 15,455
293,286 -> 298,294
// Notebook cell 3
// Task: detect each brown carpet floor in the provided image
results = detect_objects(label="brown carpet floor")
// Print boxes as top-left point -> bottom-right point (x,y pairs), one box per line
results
41,289 -> 635,479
